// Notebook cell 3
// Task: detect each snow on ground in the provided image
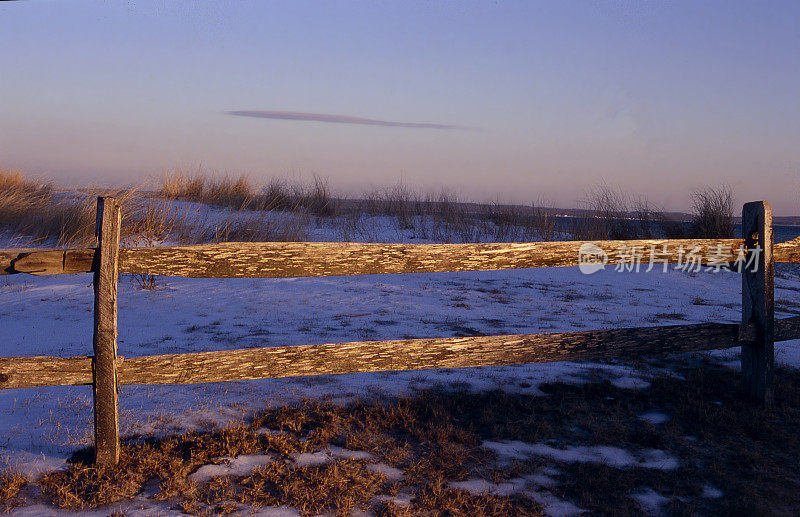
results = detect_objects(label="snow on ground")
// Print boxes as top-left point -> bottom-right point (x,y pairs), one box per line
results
290,446 -> 374,467
449,476 -> 585,516
2,203 -> 800,514
630,488 -> 671,515
189,454 -> 275,483
482,441 -> 679,470
638,410 -> 671,425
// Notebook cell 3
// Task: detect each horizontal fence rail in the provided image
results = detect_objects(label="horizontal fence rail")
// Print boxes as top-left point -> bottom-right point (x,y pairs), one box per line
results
3,237 -> 800,278
3,197 -> 800,466
2,317 -> 800,390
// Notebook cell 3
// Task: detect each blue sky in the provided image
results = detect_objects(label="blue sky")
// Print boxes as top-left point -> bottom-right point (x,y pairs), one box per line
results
1,1 -> 798,213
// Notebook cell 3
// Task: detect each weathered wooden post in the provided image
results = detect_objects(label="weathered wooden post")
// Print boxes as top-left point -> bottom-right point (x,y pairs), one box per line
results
93,197 -> 122,465
741,201 -> 774,403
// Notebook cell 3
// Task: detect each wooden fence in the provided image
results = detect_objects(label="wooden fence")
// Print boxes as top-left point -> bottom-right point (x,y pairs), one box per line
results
2,197 -> 800,466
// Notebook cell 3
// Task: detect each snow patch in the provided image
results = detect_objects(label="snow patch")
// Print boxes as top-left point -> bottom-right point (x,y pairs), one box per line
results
290,446 -> 374,467
368,463 -> 404,480
631,487 -> 670,514
190,454 -> 274,483
1,451 -> 66,481
527,469 -> 559,488
449,477 -> 584,516
611,376 -> 651,389
450,477 -> 527,497
775,339 -> 800,369
483,441 -> 678,470
249,507 -> 303,517
525,489 -> 586,517
701,485 -> 723,499
639,411 -> 670,425
376,492 -> 414,507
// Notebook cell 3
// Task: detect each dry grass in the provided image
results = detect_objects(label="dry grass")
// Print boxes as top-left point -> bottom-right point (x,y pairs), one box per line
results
34,365 -> 800,515
0,468 -> 27,513
0,169 -> 179,248
38,391 -> 542,515
0,170 -> 310,254
160,169 -> 336,216
3,169 -> 739,248
0,169 -> 96,247
157,171 -> 740,244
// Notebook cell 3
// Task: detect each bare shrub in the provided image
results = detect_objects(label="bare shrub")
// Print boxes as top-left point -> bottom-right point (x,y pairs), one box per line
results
119,197 -> 183,290
484,200 -> 560,242
121,197 -> 181,247
631,197 -> 655,239
486,202 -> 527,241
530,202 -> 559,241
359,183 -> 420,230
427,190 -> 476,243
689,185 -> 734,238
581,184 -> 639,240
571,184 -> 681,241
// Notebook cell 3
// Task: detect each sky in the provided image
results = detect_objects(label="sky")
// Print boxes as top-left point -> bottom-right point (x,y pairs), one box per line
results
1,1 -> 799,214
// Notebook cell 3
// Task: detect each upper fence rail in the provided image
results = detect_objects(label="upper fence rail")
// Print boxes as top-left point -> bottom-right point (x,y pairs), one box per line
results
3,237 -> 800,278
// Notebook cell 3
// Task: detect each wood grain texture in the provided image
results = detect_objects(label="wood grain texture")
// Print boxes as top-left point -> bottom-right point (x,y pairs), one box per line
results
117,322 -> 744,385
3,317 -> 800,390
1,249 -> 44,275
3,238 -> 800,277
3,248 -> 95,276
92,197 -> 122,466
0,356 -> 94,389
775,237 -> 800,263
118,239 -> 750,278
741,201 -> 775,403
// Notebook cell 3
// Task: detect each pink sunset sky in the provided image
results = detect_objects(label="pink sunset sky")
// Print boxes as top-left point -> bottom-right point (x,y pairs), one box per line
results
1,1 -> 798,214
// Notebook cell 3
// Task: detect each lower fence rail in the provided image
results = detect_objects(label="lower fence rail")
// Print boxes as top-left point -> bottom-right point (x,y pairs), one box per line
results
3,316 -> 799,390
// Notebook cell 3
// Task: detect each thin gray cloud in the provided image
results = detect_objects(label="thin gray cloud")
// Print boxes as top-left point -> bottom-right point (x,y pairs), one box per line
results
227,110 -> 466,130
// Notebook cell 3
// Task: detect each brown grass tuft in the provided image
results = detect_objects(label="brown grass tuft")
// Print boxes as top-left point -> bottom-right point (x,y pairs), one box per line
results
0,468 -> 27,513
160,169 -> 336,216
0,169 -> 94,247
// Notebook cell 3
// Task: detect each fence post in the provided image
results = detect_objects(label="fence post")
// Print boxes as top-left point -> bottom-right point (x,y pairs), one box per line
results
741,201 -> 774,404
93,197 -> 122,466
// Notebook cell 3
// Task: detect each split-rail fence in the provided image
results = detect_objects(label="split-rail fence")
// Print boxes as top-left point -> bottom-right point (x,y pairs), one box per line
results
2,197 -> 800,466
